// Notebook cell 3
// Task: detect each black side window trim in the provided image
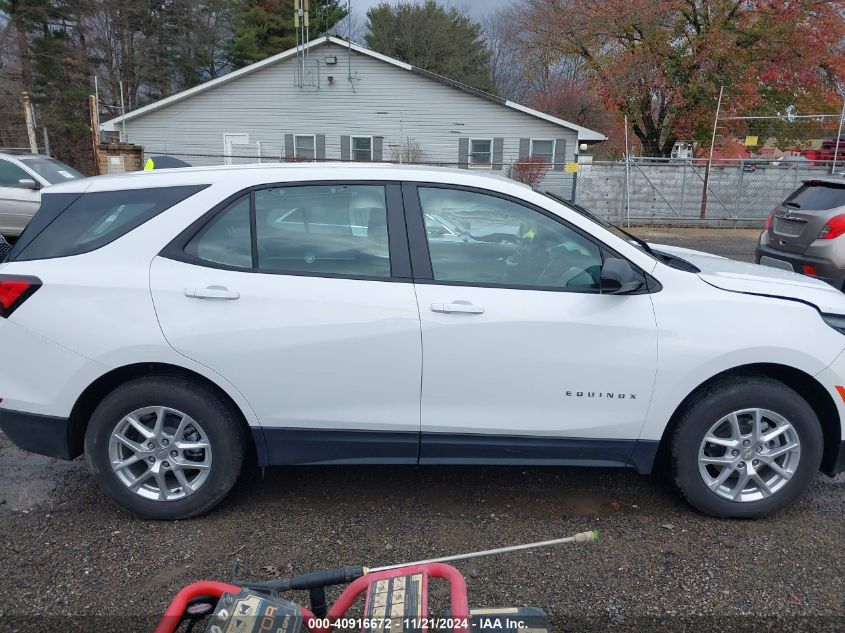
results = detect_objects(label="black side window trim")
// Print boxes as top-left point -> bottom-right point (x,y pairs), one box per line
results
160,180 -> 413,281
402,181 -> 654,294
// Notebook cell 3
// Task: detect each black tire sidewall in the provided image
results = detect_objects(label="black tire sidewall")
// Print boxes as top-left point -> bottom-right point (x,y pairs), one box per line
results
85,376 -> 245,520
673,377 -> 822,519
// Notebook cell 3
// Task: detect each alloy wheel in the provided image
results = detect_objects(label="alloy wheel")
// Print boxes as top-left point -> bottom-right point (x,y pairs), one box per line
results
698,408 -> 801,502
107,406 -> 212,501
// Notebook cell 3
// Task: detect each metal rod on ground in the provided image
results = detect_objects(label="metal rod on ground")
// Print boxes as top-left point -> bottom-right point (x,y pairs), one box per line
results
700,85 -> 724,220
832,96 -> 844,175
369,531 -> 598,573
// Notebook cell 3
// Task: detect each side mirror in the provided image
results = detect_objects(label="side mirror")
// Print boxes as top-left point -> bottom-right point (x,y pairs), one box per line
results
18,178 -> 39,190
601,257 -> 644,294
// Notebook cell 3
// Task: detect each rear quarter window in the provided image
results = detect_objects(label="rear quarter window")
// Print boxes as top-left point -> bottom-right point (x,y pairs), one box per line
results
784,181 -> 845,210
11,185 -> 207,261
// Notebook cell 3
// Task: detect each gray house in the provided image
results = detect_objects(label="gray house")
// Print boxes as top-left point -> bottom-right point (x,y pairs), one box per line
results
101,36 -> 605,171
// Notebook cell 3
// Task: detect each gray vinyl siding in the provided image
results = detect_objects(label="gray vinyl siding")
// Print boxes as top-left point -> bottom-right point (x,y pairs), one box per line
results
119,42 -> 580,166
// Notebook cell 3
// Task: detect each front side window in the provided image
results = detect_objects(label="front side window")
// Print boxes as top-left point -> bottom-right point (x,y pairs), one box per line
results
0,159 -> 33,187
294,135 -> 316,160
351,137 -> 373,161
469,139 -> 492,165
419,187 -> 602,290
530,139 -> 555,165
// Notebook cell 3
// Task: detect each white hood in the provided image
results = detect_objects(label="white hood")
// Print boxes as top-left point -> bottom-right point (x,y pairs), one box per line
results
650,243 -> 845,314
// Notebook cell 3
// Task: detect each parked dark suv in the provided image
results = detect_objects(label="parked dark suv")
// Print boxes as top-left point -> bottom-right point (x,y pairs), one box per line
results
756,175 -> 845,290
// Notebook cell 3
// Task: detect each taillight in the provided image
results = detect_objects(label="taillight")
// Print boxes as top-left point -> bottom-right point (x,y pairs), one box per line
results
764,209 -> 775,230
819,214 -> 845,240
0,275 -> 41,318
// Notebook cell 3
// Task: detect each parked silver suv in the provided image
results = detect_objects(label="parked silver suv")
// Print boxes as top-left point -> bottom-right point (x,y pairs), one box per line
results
0,152 -> 83,238
756,175 -> 845,290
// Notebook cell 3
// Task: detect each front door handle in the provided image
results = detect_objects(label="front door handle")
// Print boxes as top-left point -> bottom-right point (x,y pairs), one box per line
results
184,286 -> 240,300
430,301 -> 485,314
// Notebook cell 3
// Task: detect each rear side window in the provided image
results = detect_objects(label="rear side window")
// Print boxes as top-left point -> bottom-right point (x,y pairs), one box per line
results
784,181 -> 845,210
183,184 -> 391,279
12,185 -> 207,261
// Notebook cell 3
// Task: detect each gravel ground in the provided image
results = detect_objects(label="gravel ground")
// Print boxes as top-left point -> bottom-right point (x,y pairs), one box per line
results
1,228 -> 843,633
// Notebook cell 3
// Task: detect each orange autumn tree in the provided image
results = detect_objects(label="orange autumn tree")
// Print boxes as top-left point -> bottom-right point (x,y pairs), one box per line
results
517,0 -> 845,156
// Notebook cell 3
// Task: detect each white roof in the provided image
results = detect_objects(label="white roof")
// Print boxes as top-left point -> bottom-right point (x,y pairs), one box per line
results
45,162 -> 534,195
101,36 -> 606,142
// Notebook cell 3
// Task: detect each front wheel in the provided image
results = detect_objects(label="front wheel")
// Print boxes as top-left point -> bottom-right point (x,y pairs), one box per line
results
671,376 -> 822,518
85,376 -> 246,520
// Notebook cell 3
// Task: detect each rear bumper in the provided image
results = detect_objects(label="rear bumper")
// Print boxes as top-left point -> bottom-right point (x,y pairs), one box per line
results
0,408 -> 77,460
755,242 -> 845,290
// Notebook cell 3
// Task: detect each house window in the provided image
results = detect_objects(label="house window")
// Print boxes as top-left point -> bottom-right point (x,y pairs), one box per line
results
352,136 -> 373,161
294,135 -> 316,160
469,139 -> 492,165
530,139 -> 555,165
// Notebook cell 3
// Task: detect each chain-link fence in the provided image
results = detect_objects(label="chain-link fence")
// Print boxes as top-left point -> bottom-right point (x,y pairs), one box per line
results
143,150 -> 840,227
566,157 -> 840,227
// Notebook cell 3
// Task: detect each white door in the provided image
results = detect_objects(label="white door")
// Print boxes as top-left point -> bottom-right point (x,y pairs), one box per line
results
222,134 -> 249,165
151,183 -> 422,464
408,185 -> 658,466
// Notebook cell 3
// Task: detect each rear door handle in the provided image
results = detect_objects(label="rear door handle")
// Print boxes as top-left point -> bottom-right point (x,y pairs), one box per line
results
184,286 -> 240,300
430,301 -> 485,314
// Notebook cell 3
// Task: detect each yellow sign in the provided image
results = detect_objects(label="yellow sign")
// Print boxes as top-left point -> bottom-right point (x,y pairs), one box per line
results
565,162 -> 580,173
745,135 -> 759,147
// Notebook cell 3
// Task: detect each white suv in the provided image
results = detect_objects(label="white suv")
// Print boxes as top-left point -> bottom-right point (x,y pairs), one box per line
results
1,164 -> 844,520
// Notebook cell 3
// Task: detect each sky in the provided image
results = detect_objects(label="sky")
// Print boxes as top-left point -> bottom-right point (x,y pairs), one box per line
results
349,0 -> 512,19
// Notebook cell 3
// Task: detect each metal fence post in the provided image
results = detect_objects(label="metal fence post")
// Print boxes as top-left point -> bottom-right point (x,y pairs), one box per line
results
734,160 -> 744,219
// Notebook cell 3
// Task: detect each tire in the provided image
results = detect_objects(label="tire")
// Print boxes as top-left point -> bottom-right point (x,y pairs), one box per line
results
85,375 -> 246,520
671,376 -> 822,519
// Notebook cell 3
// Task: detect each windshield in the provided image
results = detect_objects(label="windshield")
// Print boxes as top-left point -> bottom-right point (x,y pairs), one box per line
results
542,192 -> 657,259
18,157 -> 83,184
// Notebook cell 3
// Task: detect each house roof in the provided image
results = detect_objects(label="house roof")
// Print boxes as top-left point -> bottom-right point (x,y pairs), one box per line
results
101,36 -> 606,142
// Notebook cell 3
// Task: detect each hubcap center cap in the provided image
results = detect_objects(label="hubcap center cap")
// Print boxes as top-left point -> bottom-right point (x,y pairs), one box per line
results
155,449 -> 169,460
742,449 -> 754,460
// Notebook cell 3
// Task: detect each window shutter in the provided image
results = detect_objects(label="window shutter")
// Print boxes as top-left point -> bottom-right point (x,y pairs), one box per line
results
316,134 -> 326,161
373,136 -> 383,161
284,134 -> 294,160
553,139 -> 567,171
458,137 -> 469,168
492,138 -> 504,170
340,136 -> 351,161
518,138 -> 530,160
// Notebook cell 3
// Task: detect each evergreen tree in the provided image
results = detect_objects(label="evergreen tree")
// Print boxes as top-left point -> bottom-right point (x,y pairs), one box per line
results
365,0 -> 493,93
228,0 -> 347,68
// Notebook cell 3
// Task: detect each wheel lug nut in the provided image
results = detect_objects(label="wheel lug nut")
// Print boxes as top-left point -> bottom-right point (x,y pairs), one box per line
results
738,462 -> 745,468
732,450 -> 739,456
162,461 -> 170,469
161,439 -> 169,447
148,457 -> 155,463
742,440 -> 750,447
756,446 -> 762,453
147,442 -> 154,449
753,459 -> 759,466
170,450 -> 177,458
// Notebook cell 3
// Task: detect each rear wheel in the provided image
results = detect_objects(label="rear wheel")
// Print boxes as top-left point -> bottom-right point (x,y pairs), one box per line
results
85,376 -> 246,520
671,376 -> 822,518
